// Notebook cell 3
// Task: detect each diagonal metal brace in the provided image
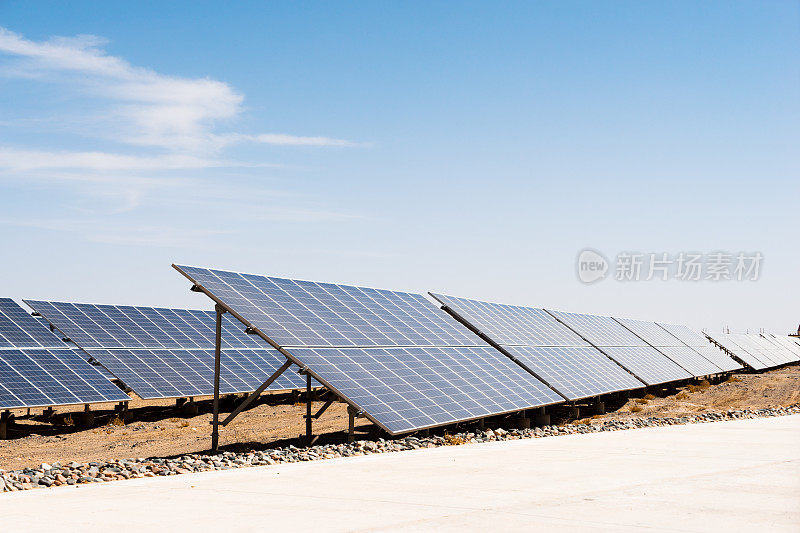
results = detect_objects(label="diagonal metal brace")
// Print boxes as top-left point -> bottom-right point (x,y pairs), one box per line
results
221,359 -> 293,426
305,397 -> 336,420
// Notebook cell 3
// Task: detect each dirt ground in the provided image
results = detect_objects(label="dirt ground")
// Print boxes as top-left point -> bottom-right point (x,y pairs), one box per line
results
1,365 -> 798,471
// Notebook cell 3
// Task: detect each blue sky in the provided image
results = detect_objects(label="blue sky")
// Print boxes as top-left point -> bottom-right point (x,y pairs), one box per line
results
0,2 -> 797,333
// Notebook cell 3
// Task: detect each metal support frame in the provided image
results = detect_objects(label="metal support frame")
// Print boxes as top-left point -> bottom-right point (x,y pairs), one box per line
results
211,304 -> 225,452
310,397 -> 336,420
305,373 -> 313,445
221,359 -> 293,426
0,410 -> 10,440
347,406 -> 357,443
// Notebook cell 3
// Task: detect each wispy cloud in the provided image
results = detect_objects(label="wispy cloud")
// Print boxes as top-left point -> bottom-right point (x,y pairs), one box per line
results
0,26 -> 364,246
0,26 -> 360,153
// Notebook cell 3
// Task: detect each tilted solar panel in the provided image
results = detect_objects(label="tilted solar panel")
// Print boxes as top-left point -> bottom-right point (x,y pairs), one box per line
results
727,334 -> 782,367
0,299 -> 130,409
656,322 -> 742,372
763,335 -> 800,361
174,265 -> 563,434
614,317 -> 722,377
548,310 -> 692,385
765,335 -> 800,363
24,300 -> 305,399
704,332 -> 768,370
428,293 -> 644,400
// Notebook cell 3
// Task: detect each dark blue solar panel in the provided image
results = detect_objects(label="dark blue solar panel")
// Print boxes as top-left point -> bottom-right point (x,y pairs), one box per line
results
613,317 -> 723,377
548,310 -> 693,385
428,293 -> 645,400
24,300 -> 306,399
83,348 -> 302,399
174,265 -> 563,434
0,299 -> 130,409
0,348 -> 129,409
0,298 -> 64,348
289,346 -> 561,434
175,266 -> 482,348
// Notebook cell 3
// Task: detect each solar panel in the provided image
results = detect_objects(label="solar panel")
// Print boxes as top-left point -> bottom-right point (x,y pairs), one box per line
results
744,334 -> 795,366
656,322 -> 742,372
704,332 -> 768,370
428,293 -> 644,400
614,317 -> 723,377
548,310 -> 692,385
765,335 -> 800,363
174,265 -> 563,434
0,299 -> 130,409
24,300 -> 305,399
727,334 -> 782,367
763,335 -> 800,361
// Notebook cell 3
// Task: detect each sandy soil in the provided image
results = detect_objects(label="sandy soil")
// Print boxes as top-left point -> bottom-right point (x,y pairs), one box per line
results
1,365 -> 798,471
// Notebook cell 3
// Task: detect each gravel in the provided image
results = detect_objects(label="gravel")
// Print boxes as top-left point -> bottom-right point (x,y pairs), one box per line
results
2,405 -> 798,492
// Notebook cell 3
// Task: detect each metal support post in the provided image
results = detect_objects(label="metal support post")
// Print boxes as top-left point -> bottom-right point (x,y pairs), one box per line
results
0,410 -> 10,440
222,359 -> 292,426
211,304 -> 225,452
347,406 -> 356,443
305,373 -> 313,445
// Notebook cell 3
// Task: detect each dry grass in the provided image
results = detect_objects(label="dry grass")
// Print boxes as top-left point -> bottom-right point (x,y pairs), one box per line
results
727,376 -> 742,383
109,416 -> 125,426
62,414 -> 74,427
629,404 -> 643,413
177,420 -> 190,428
444,434 -> 465,445
635,398 -> 649,405
675,391 -> 690,400
643,393 -> 655,400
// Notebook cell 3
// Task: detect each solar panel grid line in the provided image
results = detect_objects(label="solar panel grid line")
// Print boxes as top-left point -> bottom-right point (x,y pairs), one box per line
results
193,267 -> 482,349
752,335 -> 787,365
765,335 -> 800,361
25,299 -> 307,399
288,346 -> 562,434
728,334 -> 780,367
767,335 -> 800,363
0,299 -> 62,348
655,323 -> 743,372
427,294 -> 646,400
704,333 -> 768,370
754,335 -> 796,365
429,301 -> 571,400
174,265 -> 564,434
546,310 -> 693,385
611,317 -> 724,377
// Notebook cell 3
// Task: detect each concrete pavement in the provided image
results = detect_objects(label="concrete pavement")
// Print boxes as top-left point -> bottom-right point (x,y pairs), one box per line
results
1,414 -> 799,532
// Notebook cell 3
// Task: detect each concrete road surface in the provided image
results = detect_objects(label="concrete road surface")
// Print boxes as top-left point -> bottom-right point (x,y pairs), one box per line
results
2,415 -> 799,532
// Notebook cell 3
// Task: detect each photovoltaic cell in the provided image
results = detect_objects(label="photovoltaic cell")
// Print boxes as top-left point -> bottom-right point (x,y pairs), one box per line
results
0,299 -> 130,409
656,323 -> 742,372
428,293 -> 644,400
24,300 -> 305,399
174,265 -> 563,434
548,310 -> 692,385
704,332 -> 768,370
727,334 -> 782,367
613,317 -> 722,377
290,346 -> 559,434
743,334 -> 796,366
763,335 -> 800,361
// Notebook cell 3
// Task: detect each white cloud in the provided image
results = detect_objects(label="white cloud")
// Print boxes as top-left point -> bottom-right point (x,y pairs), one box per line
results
0,27 -> 364,246
0,26 -> 359,153
0,147 -> 221,172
